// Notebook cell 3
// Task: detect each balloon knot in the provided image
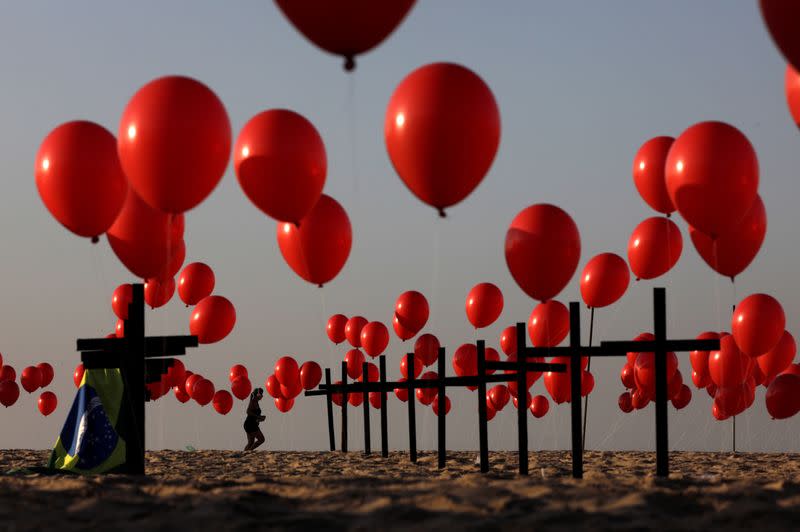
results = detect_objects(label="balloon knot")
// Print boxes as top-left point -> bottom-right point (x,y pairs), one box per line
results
437,208 -> 447,218
635,278 -> 641,282
343,55 -> 356,72
91,236 -> 100,244
318,283 -> 324,288
665,213 -> 671,218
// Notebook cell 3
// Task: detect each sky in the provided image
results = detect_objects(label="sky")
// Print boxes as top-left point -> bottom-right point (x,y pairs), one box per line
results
0,1 -> 799,453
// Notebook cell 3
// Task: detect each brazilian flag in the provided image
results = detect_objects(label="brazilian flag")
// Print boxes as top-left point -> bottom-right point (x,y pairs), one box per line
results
48,368 -> 127,474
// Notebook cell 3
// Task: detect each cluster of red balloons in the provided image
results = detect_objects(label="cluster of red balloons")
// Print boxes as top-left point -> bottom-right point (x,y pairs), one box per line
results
543,356 -> 594,405
631,121 -> 763,282
265,357 -> 322,413
0,353 -> 57,415
618,333 -> 691,413
685,293 -> 799,420
483,383 -> 550,421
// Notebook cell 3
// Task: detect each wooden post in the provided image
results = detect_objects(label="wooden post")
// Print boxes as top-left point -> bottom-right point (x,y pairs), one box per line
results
654,287 -> 668,477
437,346 -> 446,469
379,355 -> 388,458
407,353 -> 417,463
477,340 -> 489,473
341,361 -> 348,453
126,284 -> 146,475
325,368 -> 335,451
362,361 -> 371,455
569,302 -> 583,480
515,322 -> 528,475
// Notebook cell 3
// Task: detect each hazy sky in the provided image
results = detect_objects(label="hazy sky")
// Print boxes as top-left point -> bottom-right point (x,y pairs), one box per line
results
1,1 -> 799,454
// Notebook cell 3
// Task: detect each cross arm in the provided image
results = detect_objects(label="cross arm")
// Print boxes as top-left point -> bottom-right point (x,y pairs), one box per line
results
599,339 -> 720,354
77,335 -> 198,357
485,361 -> 567,373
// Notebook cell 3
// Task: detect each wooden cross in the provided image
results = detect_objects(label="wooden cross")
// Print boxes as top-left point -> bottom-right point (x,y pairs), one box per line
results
77,283 -> 198,475
597,287 -> 719,477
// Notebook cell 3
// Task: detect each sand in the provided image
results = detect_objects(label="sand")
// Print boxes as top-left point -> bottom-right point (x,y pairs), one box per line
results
2,449 -> 800,530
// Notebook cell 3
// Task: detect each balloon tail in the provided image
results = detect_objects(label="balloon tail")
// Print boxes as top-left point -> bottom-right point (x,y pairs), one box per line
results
438,208 -> 447,218
582,307 -> 595,452
344,55 -> 355,72
91,235 -> 100,244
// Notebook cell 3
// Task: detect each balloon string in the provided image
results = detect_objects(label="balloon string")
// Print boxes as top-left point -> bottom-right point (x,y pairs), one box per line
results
319,288 -> 335,370
347,72 -> 359,197
430,220 -> 441,331
582,307 -> 595,452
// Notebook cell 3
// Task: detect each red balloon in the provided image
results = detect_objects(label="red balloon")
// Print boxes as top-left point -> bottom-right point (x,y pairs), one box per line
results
192,379 -> 215,406
392,313 -> 415,341
414,334 -> 440,367
513,391 -> 533,410
617,391 -> 633,413
178,262 -> 215,306
400,354 -> 423,380
385,63 -> 500,216
281,379 -> 303,400
504,353 -> 542,397
758,331 -> 796,381
213,390 -> 233,415
20,366 -> 42,394
543,370 -> 570,404
34,391 -> 55,416
453,343 -> 478,377
360,321 -> 390,358
632,136 -> 676,215
275,396 -> 295,413
632,388 -> 651,410
580,253 -> 630,308
0,381 -> 20,407
231,376 -> 252,401
235,109 -> 326,225
118,76 -> 231,213
189,295 -> 236,344
505,204 -> 581,302
276,194 -> 352,287
766,373 -> 800,419
671,384 -> 692,410
394,291 -> 429,336
112,284 -> 133,320
484,347 -> 500,376
167,357 -> 187,388
36,363 -> 54,388
760,1 -> 800,71
432,395 -> 451,416
626,332 -> 655,365
327,314 -> 348,344
627,217 -> 683,280
173,385 -> 191,403
465,283 -> 504,329
415,372 -> 438,405
714,383 -> 750,418
488,385 -> 510,411
164,239 -> 186,280
732,293 -> 786,357
665,121 -> 758,238
275,0 -> 416,70
275,357 -> 300,387
690,331 -> 719,380
709,335 -> 753,388
581,371 -> 595,397
500,326 -> 517,357
712,401 -> 729,421
229,364 -> 249,383
528,300 -> 569,347
486,404 -> 498,421
115,319 -> 126,338
0,365 -> 15,384
394,378 -> 409,402
300,361 -> 322,390
348,390 -> 365,407
73,364 -> 84,388
530,394 -> 550,418
689,195 -> 766,281
344,349 -> 365,380
144,276 -> 175,309
265,375 -> 282,399
184,373 -> 202,397
369,391 -> 384,409
786,65 -> 800,127
620,363 -> 636,389
345,316 -> 368,348
35,121 -> 127,240
667,370 -> 684,400
634,351 -> 678,395
107,190 -> 182,279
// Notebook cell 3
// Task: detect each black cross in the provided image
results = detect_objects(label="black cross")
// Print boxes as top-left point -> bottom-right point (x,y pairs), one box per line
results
306,347 -> 564,470
77,283 -> 198,475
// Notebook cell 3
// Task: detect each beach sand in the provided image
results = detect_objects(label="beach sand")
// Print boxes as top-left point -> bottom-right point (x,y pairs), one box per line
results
1,449 -> 800,530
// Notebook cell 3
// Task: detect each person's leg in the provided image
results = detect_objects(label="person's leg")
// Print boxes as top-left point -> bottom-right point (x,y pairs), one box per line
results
244,432 -> 255,451
252,429 -> 265,450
